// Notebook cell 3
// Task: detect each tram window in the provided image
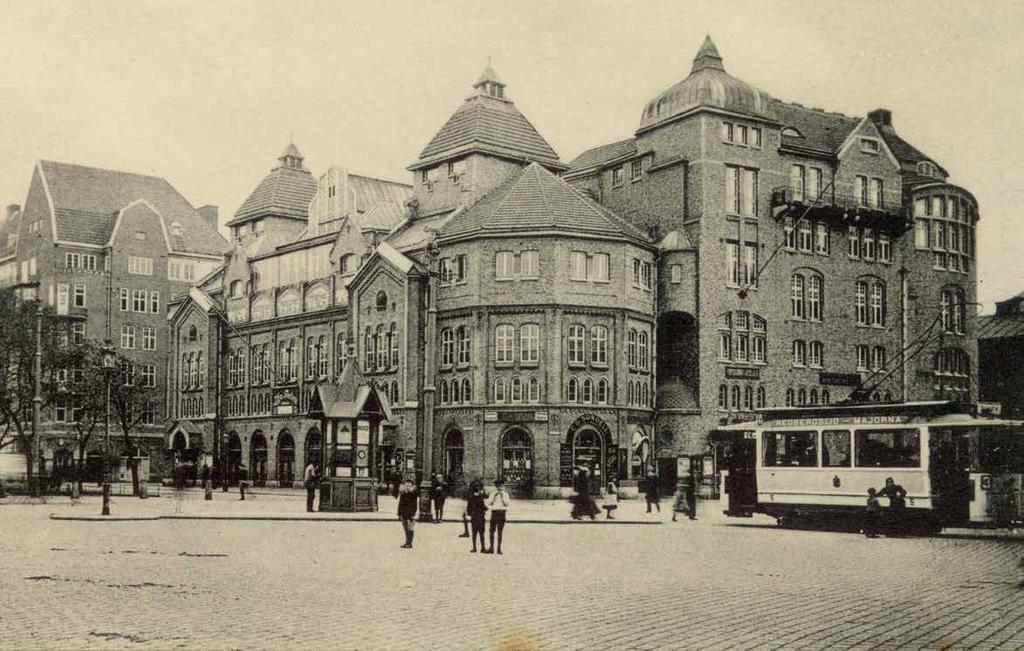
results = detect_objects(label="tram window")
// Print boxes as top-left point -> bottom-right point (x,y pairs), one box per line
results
821,430 -> 851,467
763,431 -> 817,467
854,429 -> 921,468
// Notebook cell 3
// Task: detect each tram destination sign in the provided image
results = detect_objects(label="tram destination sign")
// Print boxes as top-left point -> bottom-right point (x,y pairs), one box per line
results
818,372 -> 862,387
766,415 -> 912,427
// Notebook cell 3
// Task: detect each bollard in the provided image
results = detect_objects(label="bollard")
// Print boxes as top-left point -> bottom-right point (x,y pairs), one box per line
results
139,483 -> 148,499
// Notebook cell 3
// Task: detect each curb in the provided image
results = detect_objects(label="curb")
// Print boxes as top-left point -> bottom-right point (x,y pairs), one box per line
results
49,513 -> 661,525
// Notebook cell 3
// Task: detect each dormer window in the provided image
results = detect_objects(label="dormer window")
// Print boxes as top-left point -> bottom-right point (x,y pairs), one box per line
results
448,160 -> 467,184
859,137 -> 881,154
486,82 -> 504,99
917,161 -> 940,179
170,221 -> 183,236
229,280 -> 242,298
781,126 -> 804,139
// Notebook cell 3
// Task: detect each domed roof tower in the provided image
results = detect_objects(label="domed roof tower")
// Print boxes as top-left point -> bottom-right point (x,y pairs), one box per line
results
639,36 -> 774,132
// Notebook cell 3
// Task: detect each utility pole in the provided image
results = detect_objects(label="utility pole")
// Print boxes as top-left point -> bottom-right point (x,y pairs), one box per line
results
30,301 -> 42,498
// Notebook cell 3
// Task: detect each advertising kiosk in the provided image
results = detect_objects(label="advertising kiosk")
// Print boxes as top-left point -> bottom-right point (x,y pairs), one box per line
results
308,361 -> 392,512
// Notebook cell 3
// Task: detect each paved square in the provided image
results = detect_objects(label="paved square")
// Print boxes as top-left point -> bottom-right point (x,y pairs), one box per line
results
2,494 -> 1023,649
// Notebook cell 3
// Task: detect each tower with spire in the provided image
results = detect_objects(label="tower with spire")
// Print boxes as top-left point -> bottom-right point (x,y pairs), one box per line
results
408,64 -> 567,217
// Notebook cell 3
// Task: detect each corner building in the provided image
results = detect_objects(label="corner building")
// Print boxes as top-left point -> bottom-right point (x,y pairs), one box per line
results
565,37 -> 979,465
168,42 -> 978,495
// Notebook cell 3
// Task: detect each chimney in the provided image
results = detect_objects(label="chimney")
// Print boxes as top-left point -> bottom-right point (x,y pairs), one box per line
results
867,109 -> 892,128
6,204 -> 20,220
197,205 -> 219,229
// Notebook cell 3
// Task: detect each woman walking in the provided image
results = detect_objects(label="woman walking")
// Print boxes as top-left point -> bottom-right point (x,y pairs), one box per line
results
397,479 -> 418,549
602,480 -> 618,519
484,478 -> 510,555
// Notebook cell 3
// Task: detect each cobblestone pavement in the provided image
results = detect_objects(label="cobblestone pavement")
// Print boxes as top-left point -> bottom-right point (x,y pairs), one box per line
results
2,496 -> 1023,650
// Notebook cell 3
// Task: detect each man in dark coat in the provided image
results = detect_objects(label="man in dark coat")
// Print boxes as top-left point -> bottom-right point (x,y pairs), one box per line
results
465,480 -> 488,552
645,474 -> 661,513
237,464 -> 248,501
397,479 -> 419,549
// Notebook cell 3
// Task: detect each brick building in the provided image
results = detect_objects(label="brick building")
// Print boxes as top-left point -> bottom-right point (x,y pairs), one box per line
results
166,40 -> 980,496
977,294 -> 1024,420
0,161 -> 227,479
565,37 -> 979,463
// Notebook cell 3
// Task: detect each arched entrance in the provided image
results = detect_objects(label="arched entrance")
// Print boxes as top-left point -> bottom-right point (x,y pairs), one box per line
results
226,431 -> 242,485
278,430 -> 295,488
305,428 -> 323,470
573,427 -> 605,494
171,431 -> 188,465
500,427 -> 533,487
443,429 -> 464,482
250,431 -> 268,487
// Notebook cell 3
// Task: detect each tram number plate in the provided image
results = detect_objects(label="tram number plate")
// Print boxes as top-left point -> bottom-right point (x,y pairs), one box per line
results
980,475 -> 992,491
744,432 -> 755,440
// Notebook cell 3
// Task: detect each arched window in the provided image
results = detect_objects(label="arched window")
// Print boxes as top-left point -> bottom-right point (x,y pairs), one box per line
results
306,337 -> 317,378
181,354 -> 189,389
230,280 -> 242,298
336,333 -> 348,374
785,388 -> 794,407
791,274 -> 805,319
339,254 -> 356,275
494,378 -> 507,403
627,381 -> 635,406
627,330 -> 638,368
439,380 -> 449,404
318,335 -> 328,376
389,323 -> 399,368
582,378 -> 593,403
731,385 -> 740,410
457,326 -> 471,365
451,377 -> 461,404
500,428 -> 533,485
941,286 -> 966,334
638,331 -> 649,371
567,377 -> 579,403
597,379 -> 609,404
756,386 -> 766,409
822,389 -> 830,404
527,377 -> 539,403
641,382 -> 649,407
375,291 -> 388,311
511,377 -> 523,403
797,388 -> 807,405
375,325 -> 387,370
188,325 -> 197,342
809,388 -> 818,405
364,327 -> 375,370
461,378 -> 471,403
743,386 -> 753,410
718,384 -> 727,409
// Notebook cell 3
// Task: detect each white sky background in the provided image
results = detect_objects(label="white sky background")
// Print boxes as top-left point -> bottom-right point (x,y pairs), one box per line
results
1,0 -> 1021,310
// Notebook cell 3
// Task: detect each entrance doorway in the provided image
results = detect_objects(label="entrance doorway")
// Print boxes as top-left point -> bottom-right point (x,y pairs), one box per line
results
572,428 -> 604,494
500,428 -> 533,487
278,431 -> 295,488
250,431 -> 268,487
226,431 -> 242,485
444,429 -> 464,483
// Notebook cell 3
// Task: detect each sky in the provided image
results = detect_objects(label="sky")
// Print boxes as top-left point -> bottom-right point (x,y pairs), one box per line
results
1,0 -> 1022,310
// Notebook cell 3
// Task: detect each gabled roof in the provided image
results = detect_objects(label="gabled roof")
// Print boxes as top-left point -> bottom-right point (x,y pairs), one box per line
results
977,313 -> 1024,340
438,162 -> 650,245
385,211 -> 456,253
0,208 -> 21,259
413,72 -> 564,171
230,158 -> 317,225
345,174 -> 412,215
359,202 -> 407,232
309,360 -> 393,421
566,138 -> 637,176
38,160 -> 228,256
772,100 -> 859,154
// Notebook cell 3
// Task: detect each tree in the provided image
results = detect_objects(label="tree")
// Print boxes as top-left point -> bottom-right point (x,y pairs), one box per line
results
109,354 -> 158,497
0,289 -> 81,495
63,341 -> 111,493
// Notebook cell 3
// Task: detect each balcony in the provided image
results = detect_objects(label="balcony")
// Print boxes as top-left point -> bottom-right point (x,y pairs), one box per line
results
770,186 -> 911,233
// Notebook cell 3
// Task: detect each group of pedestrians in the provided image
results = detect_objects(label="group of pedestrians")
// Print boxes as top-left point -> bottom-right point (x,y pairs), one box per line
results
864,477 -> 907,538
398,477 -> 511,554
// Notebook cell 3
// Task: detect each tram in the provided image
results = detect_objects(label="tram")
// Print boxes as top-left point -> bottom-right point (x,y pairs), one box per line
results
713,401 -> 1024,532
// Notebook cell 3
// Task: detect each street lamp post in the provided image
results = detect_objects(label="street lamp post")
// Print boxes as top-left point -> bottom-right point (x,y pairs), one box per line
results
100,340 -> 116,516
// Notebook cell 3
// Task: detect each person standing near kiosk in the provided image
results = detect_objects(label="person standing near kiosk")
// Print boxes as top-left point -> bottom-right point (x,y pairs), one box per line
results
304,462 -> 319,513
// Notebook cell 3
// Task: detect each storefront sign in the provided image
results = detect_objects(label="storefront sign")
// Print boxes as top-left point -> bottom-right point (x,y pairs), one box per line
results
535,412 -> 549,422
819,372 -> 862,387
498,411 -> 536,423
725,366 -> 760,380
484,411 -> 498,422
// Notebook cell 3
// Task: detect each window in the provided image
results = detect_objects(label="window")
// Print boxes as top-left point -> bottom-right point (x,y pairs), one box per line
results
632,259 -> 652,290
581,378 -> 592,403
306,337 -> 317,378
862,229 -> 875,261
808,168 -> 822,202
856,345 -> 870,371
628,330 -> 638,367
743,386 -> 753,410
133,289 -> 147,313
441,329 -> 454,367
596,378 -> 608,404
856,281 -> 868,325
854,429 -> 921,468
798,220 -> 813,253
567,325 -> 585,366
670,265 -> 682,284
790,165 -> 806,202
457,326 -> 471,366
731,385 -> 741,410
527,377 -> 539,403
150,291 -> 160,314
376,326 -> 388,370
591,326 -> 608,365
520,324 -> 539,365
72,323 -> 85,345
589,253 -> 610,282
822,430 -> 851,467
142,326 -> 156,351
860,138 -> 881,154
637,331 -> 649,371
718,332 -> 732,361
569,251 -> 587,281
870,281 -> 886,326
612,167 -> 624,186
814,223 -> 829,255
567,377 -> 578,402
520,251 -> 539,279
941,287 -> 966,334
460,378 -> 470,404
808,341 -> 823,368
726,242 -> 739,287
878,233 -> 891,263
725,166 -> 758,217
451,378 -> 462,404
120,325 -> 136,349
751,333 -> 766,364
785,389 -> 794,406
495,325 -> 514,365
121,362 -> 135,387
630,159 -> 643,181
784,217 -> 796,250
440,380 -> 449,404
751,127 -> 762,148
735,333 -> 749,362
336,334 -> 348,374
73,284 -> 86,308
128,256 -> 153,276
722,122 -> 734,142
807,275 -> 822,321
756,386 -> 766,409
141,364 -> 156,388
790,274 -> 805,319
742,243 -> 758,287
718,384 -> 728,409
868,178 -> 883,208
496,251 -> 536,281
848,226 -> 860,258
871,346 -> 886,372
439,258 -> 454,285
792,340 -> 806,367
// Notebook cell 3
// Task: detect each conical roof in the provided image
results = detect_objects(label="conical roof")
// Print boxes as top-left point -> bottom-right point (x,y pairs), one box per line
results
229,144 -> 317,225
639,37 -> 773,131
438,162 -> 649,243
474,64 -> 503,88
412,69 -> 565,171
